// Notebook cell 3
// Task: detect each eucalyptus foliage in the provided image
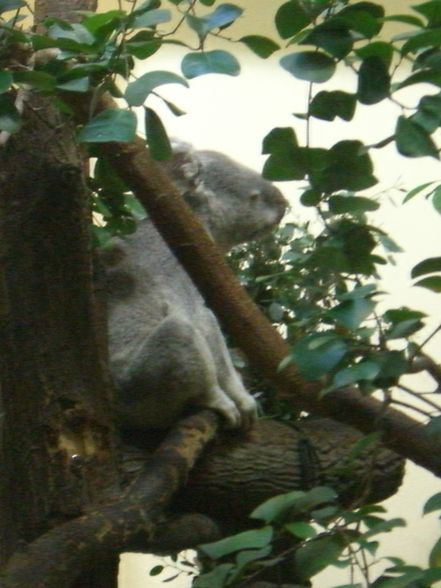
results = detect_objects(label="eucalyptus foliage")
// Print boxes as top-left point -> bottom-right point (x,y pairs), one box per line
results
2,0 -> 441,585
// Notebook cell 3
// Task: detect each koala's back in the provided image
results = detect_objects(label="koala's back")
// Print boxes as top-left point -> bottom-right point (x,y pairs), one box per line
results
104,220 -> 202,375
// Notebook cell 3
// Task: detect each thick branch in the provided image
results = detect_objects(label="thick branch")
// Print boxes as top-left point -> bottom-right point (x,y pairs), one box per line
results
2,411 -> 219,588
64,92 -> 441,477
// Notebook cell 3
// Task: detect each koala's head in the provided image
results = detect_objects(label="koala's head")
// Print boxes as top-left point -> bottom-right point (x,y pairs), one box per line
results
161,141 -> 287,251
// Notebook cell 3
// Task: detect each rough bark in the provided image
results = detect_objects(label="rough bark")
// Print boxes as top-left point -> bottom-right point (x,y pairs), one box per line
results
64,90 -> 441,478
2,411 -> 220,588
0,90 -> 120,566
1,414 -> 403,588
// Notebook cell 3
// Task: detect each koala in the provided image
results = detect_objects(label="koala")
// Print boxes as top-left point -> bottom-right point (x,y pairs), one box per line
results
103,141 -> 287,430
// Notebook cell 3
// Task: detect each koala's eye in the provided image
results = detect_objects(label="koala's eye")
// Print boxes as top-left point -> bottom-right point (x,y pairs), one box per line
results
249,190 -> 260,203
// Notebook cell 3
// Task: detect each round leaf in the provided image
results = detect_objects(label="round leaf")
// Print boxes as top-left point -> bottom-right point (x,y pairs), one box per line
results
395,116 -> 439,158
309,90 -> 356,121
125,71 -> 188,107
281,51 -> 336,83
181,50 -> 240,79
275,1 -> 311,39
240,35 -> 280,58
292,333 -> 348,380
78,109 -> 137,143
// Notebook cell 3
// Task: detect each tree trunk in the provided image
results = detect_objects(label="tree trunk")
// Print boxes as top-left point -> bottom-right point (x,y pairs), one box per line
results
0,87 -> 120,561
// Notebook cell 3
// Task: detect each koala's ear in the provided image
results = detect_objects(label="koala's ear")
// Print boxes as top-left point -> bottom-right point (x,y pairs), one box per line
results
162,140 -> 201,188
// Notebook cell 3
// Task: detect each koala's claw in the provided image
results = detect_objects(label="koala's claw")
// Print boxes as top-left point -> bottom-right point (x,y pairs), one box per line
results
205,392 -> 242,429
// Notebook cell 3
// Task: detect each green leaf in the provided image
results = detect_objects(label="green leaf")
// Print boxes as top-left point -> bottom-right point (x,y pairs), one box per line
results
280,51 -> 336,83
206,3 -> 243,29
132,0 -> 161,12
125,71 -> 188,106
275,0 -> 311,39
295,534 -> 346,581
78,109 -> 137,143
414,0 -> 441,27
81,9 -> 125,34
356,41 -> 394,66
13,71 -> 56,91
181,50 -> 240,79
414,276 -> 441,292
311,140 -> 377,192
432,185 -> 441,213
131,8 -> 171,28
328,298 -> 376,330
402,28 -> 441,55
125,31 -> 162,59
371,570 -> 425,587
413,93 -> 441,134
425,416 -> 441,438
144,107 -> 172,161
383,14 -> 424,27
240,35 -> 280,58
285,521 -> 317,540
301,189 -> 322,206
47,22 -> 96,46
309,90 -> 356,121
262,126 -> 298,153
0,0 -> 26,13
0,71 -> 13,93
187,4 -> 243,38
251,490 -> 305,522
370,350 -> 408,387
363,517 -> 406,539
411,256 -> 441,278
385,314 -> 424,339
149,565 -> 164,576
397,69 -> 441,90
329,195 -> 379,213
332,361 -> 380,389
338,284 -> 377,300
403,181 -> 436,203
357,56 -> 390,105
193,564 -> 234,588
430,537 -> 441,567
292,333 -> 348,380
301,21 -> 353,59
235,545 -> 271,569
251,487 -> 337,523
199,526 -> 273,559
0,94 -> 21,133
423,492 -> 441,515
395,116 -> 439,158
57,77 -> 89,92
262,127 -> 305,181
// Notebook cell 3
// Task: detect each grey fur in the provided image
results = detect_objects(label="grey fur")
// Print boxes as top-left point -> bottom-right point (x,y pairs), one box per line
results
103,142 -> 287,429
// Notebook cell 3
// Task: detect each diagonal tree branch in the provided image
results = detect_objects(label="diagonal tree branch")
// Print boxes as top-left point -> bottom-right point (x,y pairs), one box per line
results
65,92 -> 441,478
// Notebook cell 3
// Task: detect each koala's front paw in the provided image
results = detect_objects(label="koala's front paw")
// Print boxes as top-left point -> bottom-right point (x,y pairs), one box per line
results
205,386 -> 257,430
235,393 -> 258,430
205,389 -> 242,428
